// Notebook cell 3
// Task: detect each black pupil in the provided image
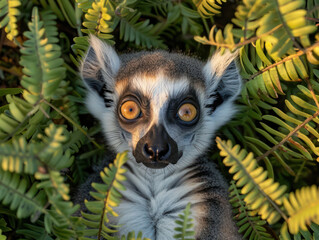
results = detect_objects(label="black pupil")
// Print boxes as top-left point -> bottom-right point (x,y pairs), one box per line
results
129,108 -> 133,112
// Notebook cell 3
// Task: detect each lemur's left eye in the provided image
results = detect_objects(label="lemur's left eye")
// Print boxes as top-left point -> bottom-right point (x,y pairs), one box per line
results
121,100 -> 141,120
178,103 -> 197,122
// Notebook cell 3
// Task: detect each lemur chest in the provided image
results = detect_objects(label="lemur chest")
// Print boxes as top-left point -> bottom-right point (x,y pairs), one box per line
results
114,162 -> 203,240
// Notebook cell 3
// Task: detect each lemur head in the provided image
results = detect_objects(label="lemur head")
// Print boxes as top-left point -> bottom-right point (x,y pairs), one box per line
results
81,36 -> 241,169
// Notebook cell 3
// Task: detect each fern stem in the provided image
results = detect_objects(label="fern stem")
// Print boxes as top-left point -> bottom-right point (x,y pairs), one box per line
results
294,160 -> 306,183
98,169 -> 117,239
256,110 -> 319,162
249,42 -> 319,80
202,18 -> 210,36
42,99 -> 103,149
217,138 -> 289,221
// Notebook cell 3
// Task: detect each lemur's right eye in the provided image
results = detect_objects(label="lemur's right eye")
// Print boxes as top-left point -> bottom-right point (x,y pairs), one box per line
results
120,100 -> 141,120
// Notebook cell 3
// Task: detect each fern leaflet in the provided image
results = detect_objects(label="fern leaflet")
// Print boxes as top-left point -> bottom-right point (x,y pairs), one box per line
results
173,203 -> 195,240
81,151 -> 128,239
216,137 -> 287,225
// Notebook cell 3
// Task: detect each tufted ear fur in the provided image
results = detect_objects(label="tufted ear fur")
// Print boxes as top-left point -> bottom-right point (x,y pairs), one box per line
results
203,50 -> 242,105
80,35 -> 120,100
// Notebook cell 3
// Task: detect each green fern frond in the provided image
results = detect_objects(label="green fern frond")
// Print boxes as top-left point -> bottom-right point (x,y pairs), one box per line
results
0,229 -> 5,240
229,181 -> 274,240
118,11 -> 165,48
258,80 -> 319,162
81,151 -> 128,239
282,185 -> 319,234
216,137 -> 288,225
121,231 -> 151,240
0,137 -> 39,174
0,0 -> 21,41
173,203 -> 195,240
16,220 -> 53,240
0,7 -> 66,140
0,170 -> 47,219
21,7 -> 65,104
0,218 -> 10,239
0,124 -> 73,174
192,0 -> 225,18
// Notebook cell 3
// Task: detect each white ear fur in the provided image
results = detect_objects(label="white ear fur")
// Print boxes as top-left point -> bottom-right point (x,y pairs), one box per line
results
80,35 -> 120,92
203,50 -> 242,100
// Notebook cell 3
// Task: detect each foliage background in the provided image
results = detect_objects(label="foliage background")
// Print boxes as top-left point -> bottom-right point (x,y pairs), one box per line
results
0,0 -> 319,239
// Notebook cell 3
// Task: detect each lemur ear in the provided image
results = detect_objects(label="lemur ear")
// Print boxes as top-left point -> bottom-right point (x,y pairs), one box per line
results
203,50 -> 242,101
80,35 -> 120,94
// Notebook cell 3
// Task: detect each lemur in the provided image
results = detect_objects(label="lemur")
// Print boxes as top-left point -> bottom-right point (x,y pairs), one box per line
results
78,35 -> 242,240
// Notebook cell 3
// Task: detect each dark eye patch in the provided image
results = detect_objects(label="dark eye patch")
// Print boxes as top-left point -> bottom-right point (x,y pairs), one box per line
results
116,89 -> 151,130
205,92 -> 223,114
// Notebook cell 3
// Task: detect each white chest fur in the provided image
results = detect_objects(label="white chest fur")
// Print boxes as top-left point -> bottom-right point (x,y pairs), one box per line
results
114,160 -> 204,240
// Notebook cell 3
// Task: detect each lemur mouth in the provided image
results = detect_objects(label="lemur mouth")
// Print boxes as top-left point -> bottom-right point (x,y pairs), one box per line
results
142,161 -> 169,169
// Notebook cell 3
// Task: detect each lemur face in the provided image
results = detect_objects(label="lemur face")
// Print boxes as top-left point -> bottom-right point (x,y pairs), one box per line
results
81,36 -> 241,169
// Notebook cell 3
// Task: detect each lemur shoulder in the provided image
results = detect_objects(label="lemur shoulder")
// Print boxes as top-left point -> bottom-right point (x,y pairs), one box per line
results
77,35 -> 242,240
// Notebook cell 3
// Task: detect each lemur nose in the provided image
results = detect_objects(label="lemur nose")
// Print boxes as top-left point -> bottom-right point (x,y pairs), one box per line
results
143,143 -> 171,161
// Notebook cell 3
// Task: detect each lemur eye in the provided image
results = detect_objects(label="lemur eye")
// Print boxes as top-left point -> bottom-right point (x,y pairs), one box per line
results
121,101 -> 141,120
178,103 -> 197,122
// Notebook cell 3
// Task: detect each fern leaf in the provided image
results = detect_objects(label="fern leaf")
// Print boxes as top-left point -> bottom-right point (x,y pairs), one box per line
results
81,0 -> 114,40
20,7 -> 65,104
0,124 -> 73,174
257,80 -> 319,163
229,181 -> 274,240
282,185 -> 319,234
173,203 -> 195,240
121,231 -> 151,240
0,169 -> 46,219
82,151 -> 128,239
192,0 -> 226,18
0,0 -> 21,40
16,220 -> 53,240
118,11 -> 165,48
0,137 -> 39,174
0,7 -> 66,140
216,137 -> 287,225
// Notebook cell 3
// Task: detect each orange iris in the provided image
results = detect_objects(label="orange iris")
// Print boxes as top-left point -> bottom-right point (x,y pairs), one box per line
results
178,103 -> 197,122
121,101 -> 141,120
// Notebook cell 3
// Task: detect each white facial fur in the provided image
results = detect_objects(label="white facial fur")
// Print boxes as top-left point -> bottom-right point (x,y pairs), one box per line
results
82,35 -> 241,172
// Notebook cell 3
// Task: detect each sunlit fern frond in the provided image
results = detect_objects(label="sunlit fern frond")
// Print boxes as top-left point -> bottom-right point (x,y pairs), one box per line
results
257,80 -> 319,163
0,123 -> 73,174
192,0 -> 226,18
195,0 -> 317,58
81,0 -> 114,40
72,0 -> 114,65
0,0 -> 21,41
282,185 -> 319,235
229,181 -> 274,240
81,151 -> 128,239
280,222 -> 319,240
216,137 -> 287,225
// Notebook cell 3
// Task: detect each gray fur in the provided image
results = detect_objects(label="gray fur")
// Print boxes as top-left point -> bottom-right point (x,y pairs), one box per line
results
117,51 -> 206,88
76,35 -> 242,240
